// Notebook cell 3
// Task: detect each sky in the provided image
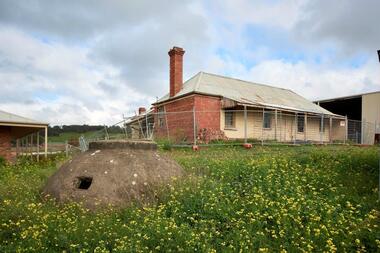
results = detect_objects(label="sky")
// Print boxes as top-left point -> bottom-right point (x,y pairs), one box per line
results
0,0 -> 379,125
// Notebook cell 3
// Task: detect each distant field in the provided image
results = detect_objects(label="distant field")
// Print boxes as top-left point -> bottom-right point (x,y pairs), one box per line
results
48,131 -> 99,143
0,145 -> 379,252
48,131 -> 125,143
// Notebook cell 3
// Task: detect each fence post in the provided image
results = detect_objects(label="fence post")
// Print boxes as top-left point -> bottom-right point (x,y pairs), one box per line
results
65,140 -> 69,157
344,116 -> 348,144
104,125 -> 109,140
244,105 -> 247,144
123,118 -> 128,139
145,112 -> 149,139
361,119 -> 365,145
193,107 -> 197,145
36,131 -> 39,162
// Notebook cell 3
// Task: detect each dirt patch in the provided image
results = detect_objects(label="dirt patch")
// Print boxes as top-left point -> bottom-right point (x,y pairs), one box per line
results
43,142 -> 182,209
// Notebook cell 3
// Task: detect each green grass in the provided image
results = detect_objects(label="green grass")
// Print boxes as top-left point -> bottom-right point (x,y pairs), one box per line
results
0,146 -> 379,252
48,131 -> 126,143
48,131 -> 101,143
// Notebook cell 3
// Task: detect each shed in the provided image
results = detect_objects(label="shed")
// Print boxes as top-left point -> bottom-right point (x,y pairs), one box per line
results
0,110 -> 48,161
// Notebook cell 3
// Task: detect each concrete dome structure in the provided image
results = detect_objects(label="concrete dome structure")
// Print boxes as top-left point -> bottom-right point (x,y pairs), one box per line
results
43,140 -> 182,209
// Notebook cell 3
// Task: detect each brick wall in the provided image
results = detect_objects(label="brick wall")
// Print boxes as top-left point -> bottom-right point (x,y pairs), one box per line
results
154,95 -> 222,143
155,96 -> 195,142
194,95 -> 221,130
0,126 -> 13,161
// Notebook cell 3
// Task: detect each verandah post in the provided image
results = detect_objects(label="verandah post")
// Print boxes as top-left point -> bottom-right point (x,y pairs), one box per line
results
294,113 -> 297,145
320,114 -> 324,144
30,134 -> 33,160
16,138 -> 19,158
261,108 -> 264,146
329,117 -> 333,143
37,131 -> 39,162
275,109 -> 278,142
44,126 -> 48,158
244,105 -> 247,144
304,113 -> 308,143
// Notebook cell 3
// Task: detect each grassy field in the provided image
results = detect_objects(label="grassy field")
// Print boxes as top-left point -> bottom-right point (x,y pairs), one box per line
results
0,145 -> 379,252
48,131 -> 125,143
48,131 -> 99,143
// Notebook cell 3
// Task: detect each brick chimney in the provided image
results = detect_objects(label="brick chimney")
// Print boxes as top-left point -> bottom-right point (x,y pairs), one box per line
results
168,46 -> 185,97
138,107 -> 146,115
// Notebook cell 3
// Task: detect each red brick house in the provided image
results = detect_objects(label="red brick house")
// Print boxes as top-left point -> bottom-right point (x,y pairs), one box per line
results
152,47 -> 346,144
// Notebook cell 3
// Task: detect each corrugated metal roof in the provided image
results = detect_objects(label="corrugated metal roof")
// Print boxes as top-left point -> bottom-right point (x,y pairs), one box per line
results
156,72 -> 336,115
314,90 -> 380,103
0,110 -> 48,125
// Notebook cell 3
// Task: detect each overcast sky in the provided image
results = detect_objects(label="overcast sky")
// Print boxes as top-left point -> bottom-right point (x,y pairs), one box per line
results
0,0 -> 379,125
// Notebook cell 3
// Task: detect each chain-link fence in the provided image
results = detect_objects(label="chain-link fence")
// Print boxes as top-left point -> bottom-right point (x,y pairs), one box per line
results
78,109 -> 372,147
76,108 -> 380,148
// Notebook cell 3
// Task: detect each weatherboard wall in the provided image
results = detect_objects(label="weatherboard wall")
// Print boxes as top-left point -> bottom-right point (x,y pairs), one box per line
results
221,110 -> 345,142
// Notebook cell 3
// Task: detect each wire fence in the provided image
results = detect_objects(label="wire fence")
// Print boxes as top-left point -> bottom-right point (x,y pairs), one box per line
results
83,109 -> 379,148
11,132 -> 82,161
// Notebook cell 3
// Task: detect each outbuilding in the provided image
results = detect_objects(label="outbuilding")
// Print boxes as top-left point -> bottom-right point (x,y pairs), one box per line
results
315,91 -> 380,144
0,110 -> 48,162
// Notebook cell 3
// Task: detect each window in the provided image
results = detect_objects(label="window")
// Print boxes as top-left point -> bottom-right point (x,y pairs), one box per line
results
157,107 -> 165,128
263,112 -> 271,129
319,116 -> 325,132
297,115 -> 305,132
225,111 -> 235,128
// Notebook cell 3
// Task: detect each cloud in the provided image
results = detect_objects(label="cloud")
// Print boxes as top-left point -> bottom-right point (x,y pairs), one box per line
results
0,1 -> 194,40
0,27 -> 152,125
294,0 -> 380,54
0,1 -> 209,125
0,0 -> 378,126
209,0 -> 303,30
206,55 -> 380,101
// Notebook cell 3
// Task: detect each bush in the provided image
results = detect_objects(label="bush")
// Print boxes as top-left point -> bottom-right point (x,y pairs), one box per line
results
161,139 -> 173,151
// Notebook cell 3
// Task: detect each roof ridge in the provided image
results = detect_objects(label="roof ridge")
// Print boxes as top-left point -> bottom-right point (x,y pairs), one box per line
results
199,71 -> 292,91
194,71 -> 203,91
182,71 -> 202,89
